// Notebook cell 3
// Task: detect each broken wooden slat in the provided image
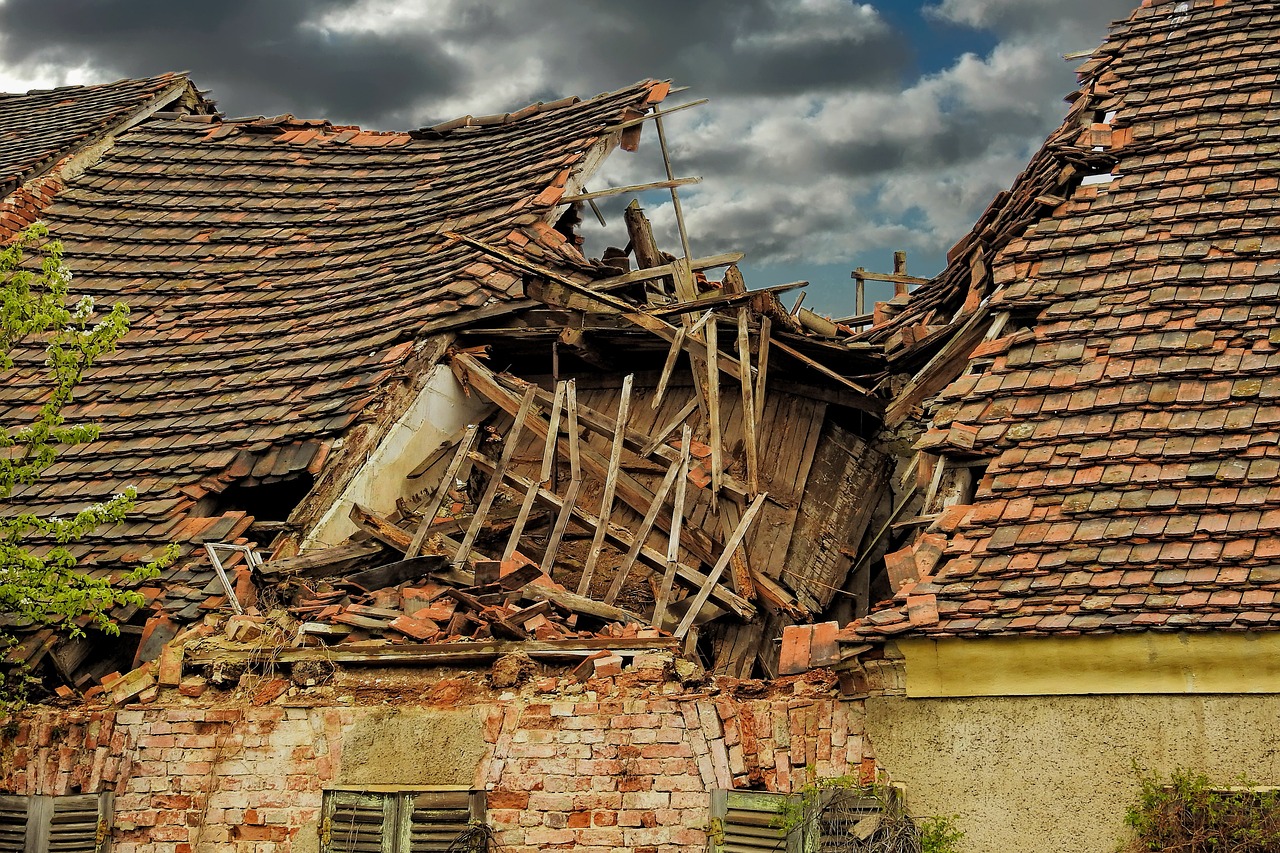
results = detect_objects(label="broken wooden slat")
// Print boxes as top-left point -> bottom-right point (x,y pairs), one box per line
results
640,394 -> 700,458
540,380 -> 582,576
652,325 -> 686,411
718,497 -> 758,602
606,97 -> 708,130
578,374 -> 634,596
454,386 -> 538,565
520,584 -> 646,626
738,307 -> 759,497
502,382 -> 565,561
467,449 -> 754,619
673,492 -> 768,638
406,424 -> 480,559
604,457 -> 682,606
259,537 -> 389,579
648,280 -> 806,317
349,503 -> 414,553
653,426 -> 693,629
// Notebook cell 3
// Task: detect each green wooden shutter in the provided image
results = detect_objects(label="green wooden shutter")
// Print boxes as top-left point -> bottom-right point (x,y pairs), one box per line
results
405,791 -> 483,853
45,795 -> 110,853
322,792 -> 395,853
709,790 -> 801,853
0,796 -> 28,853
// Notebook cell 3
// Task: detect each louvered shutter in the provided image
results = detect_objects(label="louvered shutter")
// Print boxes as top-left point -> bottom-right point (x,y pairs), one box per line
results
405,791 -> 482,853
709,790 -> 802,853
45,795 -> 109,853
322,792 -> 395,853
0,796 -> 28,853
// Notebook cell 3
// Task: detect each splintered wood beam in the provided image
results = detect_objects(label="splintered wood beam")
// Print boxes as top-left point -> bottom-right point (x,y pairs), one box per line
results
705,314 -> 723,498
406,424 -> 480,558
851,269 -> 930,286
578,374 -> 634,596
541,380 -> 582,576
604,457 -> 681,606
502,382 -> 565,561
468,448 -> 754,619
738,308 -> 759,497
718,496 -> 757,602
674,492 -> 768,638
591,253 -> 745,293
883,306 -> 992,427
454,386 -> 537,566
349,503 -> 414,553
652,325 -> 687,411
653,425 -> 693,629
559,176 -> 701,204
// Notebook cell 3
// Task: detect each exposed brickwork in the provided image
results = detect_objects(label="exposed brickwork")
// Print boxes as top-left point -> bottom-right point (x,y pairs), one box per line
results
0,670 -> 877,853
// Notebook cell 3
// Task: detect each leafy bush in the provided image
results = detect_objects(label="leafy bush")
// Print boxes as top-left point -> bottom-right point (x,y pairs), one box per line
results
1122,767 -> 1280,852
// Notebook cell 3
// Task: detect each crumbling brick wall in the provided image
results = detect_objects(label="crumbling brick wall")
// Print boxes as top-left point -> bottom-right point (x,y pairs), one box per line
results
0,669 -> 877,853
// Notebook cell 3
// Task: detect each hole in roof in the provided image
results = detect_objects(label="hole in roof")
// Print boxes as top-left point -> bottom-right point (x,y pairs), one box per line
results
209,473 -> 315,522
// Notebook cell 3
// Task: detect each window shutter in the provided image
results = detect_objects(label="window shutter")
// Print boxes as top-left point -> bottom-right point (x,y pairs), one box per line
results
405,791 -> 482,853
322,792 -> 395,853
0,796 -> 28,853
709,790 -> 800,853
45,795 -> 110,853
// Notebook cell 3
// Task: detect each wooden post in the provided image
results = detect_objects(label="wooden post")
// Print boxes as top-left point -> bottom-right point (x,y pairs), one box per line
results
737,307 -> 759,497
754,316 -> 771,436
705,314 -> 722,499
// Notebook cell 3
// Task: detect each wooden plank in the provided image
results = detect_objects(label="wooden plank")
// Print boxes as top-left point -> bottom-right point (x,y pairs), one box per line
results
640,394 -> 699,457
652,325 -> 686,411
454,386 -> 537,565
520,583 -> 646,626
718,497 -> 757,601
653,425 -> 692,629
560,176 -> 701,204
604,456 -> 682,606
541,380 -> 582,576
851,268 -> 930,286
406,424 -> 480,559
738,308 -> 760,497
578,374 -> 634,596
674,492 -> 768,638
467,449 -> 754,619
502,382 -> 565,561
705,314 -> 723,498
260,537 -> 389,579
606,97 -> 708,130
349,503 -> 413,553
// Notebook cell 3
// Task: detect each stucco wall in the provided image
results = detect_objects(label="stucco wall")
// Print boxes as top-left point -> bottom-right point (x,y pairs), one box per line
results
866,694 -> 1280,853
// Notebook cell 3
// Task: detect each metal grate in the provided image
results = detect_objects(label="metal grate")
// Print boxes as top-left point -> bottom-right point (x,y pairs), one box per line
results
0,796 -> 28,853
46,795 -> 103,853
407,791 -> 476,853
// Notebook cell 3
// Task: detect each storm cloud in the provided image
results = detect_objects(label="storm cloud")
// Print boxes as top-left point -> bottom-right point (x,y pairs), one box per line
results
0,0 -> 1138,310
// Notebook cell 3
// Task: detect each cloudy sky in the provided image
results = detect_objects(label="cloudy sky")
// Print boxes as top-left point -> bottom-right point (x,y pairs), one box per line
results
0,0 -> 1136,314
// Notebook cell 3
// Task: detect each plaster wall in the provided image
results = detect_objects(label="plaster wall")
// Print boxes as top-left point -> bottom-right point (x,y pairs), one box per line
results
304,365 -> 492,548
866,693 -> 1280,853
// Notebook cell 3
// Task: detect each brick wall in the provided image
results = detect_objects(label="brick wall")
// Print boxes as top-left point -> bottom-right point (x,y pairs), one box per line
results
0,667 -> 877,853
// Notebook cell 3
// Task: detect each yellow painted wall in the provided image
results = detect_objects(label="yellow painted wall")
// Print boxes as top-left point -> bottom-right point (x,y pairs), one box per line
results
866,693 -> 1280,853
895,632 -> 1280,696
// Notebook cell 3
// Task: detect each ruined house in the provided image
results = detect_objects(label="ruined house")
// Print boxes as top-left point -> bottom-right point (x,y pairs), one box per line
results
3,0 -> 1280,851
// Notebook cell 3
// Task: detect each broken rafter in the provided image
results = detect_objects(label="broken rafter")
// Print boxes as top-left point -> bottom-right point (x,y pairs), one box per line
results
769,336 -> 882,411
738,307 -> 760,497
604,456 -> 682,606
652,425 -> 693,629
606,97 -> 708,130
591,253 -> 744,293
647,281 -> 807,318
502,382 -> 564,561
454,385 -> 537,566
559,176 -> 701,204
